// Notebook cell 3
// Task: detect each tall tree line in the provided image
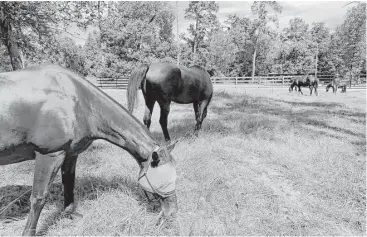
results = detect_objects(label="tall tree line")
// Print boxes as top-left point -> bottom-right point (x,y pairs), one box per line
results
0,1 -> 365,81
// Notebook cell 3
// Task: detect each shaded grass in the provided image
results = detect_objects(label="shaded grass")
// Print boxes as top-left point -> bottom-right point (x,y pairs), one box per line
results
0,87 -> 365,236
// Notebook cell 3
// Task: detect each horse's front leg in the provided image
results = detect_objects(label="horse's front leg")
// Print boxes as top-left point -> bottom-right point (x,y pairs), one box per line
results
158,101 -> 171,142
309,86 -> 313,96
23,151 -> 66,236
61,155 -> 82,219
298,87 -> 303,95
143,98 -> 156,130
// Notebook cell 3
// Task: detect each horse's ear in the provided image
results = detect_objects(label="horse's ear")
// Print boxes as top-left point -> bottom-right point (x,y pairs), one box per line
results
167,140 -> 178,152
207,69 -> 215,77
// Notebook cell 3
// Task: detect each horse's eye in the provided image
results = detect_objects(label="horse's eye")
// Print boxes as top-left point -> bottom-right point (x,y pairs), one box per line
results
151,151 -> 160,167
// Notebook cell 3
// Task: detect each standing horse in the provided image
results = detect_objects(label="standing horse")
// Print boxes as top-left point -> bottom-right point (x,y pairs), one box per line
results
0,65 -> 178,236
289,75 -> 319,96
127,62 -> 213,141
326,77 -> 347,93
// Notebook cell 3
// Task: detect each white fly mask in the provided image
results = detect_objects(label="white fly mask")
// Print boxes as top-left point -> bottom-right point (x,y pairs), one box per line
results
138,145 -> 177,198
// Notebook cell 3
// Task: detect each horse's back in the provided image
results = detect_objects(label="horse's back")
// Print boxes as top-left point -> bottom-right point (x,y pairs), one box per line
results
0,66 -> 81,164
146,63 -> 212,103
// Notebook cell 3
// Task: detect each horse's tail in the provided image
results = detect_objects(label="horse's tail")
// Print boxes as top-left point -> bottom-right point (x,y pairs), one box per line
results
289,80 -> 295,92
127,64 -> 149,113
315,77 -> 319,88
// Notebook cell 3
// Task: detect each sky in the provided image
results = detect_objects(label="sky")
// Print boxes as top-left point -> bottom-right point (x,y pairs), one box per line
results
68,1 -> 352,46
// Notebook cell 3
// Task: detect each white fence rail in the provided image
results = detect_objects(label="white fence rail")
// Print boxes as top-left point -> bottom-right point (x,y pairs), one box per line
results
97,75 -> 367,89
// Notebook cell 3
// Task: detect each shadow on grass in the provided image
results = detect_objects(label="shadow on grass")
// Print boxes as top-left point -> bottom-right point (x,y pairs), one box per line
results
0,174 -> 162,235
272,98 -> 343,109
162,93 -> 366,143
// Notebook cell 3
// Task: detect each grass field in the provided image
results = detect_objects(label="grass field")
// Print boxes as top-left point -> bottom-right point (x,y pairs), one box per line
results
1,86 -> 366,236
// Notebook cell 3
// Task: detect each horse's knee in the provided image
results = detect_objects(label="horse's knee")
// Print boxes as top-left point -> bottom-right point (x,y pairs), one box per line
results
30,196 -> 46,211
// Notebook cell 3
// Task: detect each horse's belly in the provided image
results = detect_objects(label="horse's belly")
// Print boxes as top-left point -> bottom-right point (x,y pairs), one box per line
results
172,94 -> 195,104
0,144 -> 36,165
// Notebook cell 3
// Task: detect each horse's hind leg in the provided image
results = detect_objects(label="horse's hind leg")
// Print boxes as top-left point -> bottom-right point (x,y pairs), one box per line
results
194,97 -> 212,136
23,150 -> 66,236
143,99 -> 156,130
158,101 -> 171,142
61,155 -> 82,218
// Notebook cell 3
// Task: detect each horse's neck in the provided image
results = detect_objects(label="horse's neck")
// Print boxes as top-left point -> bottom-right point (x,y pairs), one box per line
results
77,79 -> 156,161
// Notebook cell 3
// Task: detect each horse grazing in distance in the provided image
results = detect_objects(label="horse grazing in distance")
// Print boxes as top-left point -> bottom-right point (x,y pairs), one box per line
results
326,77 -> 347,93
0,65 -> 178,236
289,75 -> 319,96
127,62 -> 214,141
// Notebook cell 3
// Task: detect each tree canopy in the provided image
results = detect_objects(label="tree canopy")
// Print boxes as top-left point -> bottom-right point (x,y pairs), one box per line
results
0,1 -> 365,81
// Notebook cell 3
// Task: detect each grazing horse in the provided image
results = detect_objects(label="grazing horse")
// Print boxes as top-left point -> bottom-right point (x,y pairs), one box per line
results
289,75 -> 319,96
127,62 -> 213,141
326,78 -> 347,93
0,65 -> 178,236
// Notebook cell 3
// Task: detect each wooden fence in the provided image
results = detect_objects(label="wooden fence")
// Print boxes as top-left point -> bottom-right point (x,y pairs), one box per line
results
98,75 -> 366,89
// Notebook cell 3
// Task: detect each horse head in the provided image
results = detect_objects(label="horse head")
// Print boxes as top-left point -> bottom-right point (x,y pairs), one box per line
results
138,140 -> 178,217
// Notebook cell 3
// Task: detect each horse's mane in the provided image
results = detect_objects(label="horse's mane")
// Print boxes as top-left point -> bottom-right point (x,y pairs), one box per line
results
189,65 -> 206,71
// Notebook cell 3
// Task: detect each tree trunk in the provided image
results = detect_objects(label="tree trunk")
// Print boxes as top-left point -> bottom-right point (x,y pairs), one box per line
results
193,17 -> 198,54
0,16 -> 23,71
315,45 -> 318,77
252,34 -> 260,83
176,1 -> 180,65
251,46 -> 257,83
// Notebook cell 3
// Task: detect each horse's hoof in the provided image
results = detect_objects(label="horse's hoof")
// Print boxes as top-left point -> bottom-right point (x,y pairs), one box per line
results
22,229 -> 36,236
63,204 -> 83,220
62,211 -> 83,220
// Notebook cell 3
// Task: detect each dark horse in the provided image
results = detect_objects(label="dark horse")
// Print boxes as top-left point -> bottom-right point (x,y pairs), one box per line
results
127,62 -> 214,141
0,65 -> 178,235
326,78 -> 347,93
289,75 -> 319,96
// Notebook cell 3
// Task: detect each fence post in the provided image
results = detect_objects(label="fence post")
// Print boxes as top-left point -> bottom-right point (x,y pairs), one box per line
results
282,76 -> 284,86
235,77 -> 238,85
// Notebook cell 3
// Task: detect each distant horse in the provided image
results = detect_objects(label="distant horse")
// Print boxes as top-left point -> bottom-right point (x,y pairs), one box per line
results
326,78 -> 347,93
289,75 -> 319,96
127,62 -> 214,141
0,65 -> 178,236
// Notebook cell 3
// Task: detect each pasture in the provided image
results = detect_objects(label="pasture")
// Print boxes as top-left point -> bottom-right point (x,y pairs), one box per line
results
1,86 -> 366,236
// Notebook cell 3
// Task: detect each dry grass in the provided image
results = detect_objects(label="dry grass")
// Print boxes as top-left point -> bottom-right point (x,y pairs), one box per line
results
1,86 -> 366,236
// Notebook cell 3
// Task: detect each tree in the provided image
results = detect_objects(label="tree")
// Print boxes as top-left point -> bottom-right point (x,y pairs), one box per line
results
80,2 -> 175,77
0,2 -> 64,70
329,2 -> 366,84
0,1 -> 98,71
225,14 -> 254,76
250,1 -> 282,81
208,30 -> 237,75
184,1 -> 219,66
310,22 -> 330,76
281,17 -> 314,74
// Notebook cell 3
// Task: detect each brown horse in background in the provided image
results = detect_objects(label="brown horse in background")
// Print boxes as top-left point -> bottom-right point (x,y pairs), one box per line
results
289,75 -> 319,96
326,77 -> 347,93
127,62 -> 213,141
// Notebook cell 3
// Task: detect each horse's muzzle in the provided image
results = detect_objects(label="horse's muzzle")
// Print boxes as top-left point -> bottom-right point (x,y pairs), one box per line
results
159,192 -> 178,217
